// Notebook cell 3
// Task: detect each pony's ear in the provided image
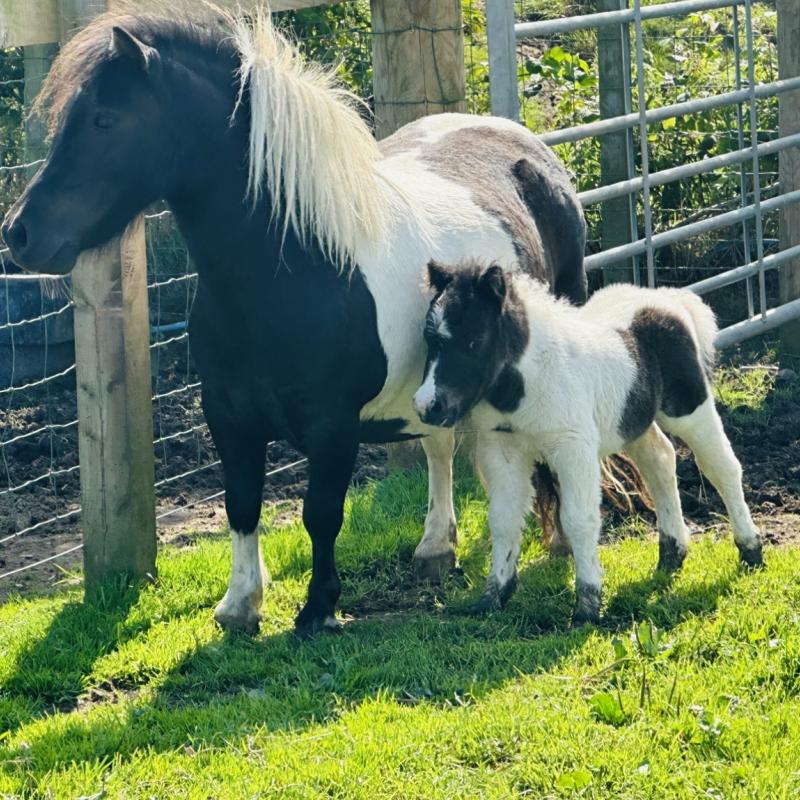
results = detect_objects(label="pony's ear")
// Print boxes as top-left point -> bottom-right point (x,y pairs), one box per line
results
478,264 -> 507,306
427,260 -> 454,293
110,27 -> 158,72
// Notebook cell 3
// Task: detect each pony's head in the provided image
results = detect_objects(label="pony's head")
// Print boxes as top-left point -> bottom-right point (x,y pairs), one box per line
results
1,22 -> 187,274
414,260 -> 525,427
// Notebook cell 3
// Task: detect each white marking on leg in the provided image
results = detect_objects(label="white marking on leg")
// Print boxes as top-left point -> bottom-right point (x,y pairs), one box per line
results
414,428 -> 458,564
214,529 -> 268,630
660,397 -> 762,551
413,359 -> 439,417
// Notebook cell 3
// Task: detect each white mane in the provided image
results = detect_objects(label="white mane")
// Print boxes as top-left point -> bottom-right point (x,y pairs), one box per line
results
229,8 -> 390,269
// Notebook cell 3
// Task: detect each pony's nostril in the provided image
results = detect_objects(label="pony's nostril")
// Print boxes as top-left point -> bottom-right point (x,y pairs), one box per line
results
429,398 -> 442,416
3,219 -> 28,253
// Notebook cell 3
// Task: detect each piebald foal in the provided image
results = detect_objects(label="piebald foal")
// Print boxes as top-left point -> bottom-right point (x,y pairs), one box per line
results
414,260 -> 764,624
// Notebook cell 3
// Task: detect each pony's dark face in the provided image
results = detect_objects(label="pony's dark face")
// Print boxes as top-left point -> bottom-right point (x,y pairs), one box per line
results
1,28 -> 172,274
414,261 -> 510,427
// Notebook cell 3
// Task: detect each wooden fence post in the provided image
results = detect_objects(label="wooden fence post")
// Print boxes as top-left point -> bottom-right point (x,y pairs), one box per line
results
23,43 -> 57,177
598,0 -> 636,284
73,216 -> 156,589
371,0 -> 466,140
370,0 -> 466,468
61,0 -> 157,590
778,0 -> 800,355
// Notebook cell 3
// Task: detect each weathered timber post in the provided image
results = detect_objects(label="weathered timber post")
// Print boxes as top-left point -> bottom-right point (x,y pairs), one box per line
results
370,0 -> 466,467
778,0 -> 800,355
62,0 -> 157,590
598,0 -> 636,284
371,0 -> 466,140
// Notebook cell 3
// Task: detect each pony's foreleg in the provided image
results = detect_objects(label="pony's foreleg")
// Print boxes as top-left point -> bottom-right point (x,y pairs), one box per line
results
205,399 -> 269,634
624,423 -> 690,573
548,443 -> 603,625
659,397 -> 763,567
295,417 -> 359,637
413,427 -> 458,580
472,432 -> 534,613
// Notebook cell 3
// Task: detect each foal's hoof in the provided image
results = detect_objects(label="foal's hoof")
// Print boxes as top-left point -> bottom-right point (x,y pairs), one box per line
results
214,596 -> 262,635
657,536 -> 688,574
571,581 -> 601,627
549,539 -> 572,559
738,541 -> 765,569
413,549 -> 457,582
469,574 -> 517,615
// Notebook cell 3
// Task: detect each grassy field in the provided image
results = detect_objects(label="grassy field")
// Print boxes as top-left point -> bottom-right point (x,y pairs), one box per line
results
1,454 -> 800,799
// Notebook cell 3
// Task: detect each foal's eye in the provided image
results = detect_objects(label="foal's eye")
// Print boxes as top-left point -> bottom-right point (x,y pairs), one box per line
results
468,340 -> 478,352
93,113 -> 114,130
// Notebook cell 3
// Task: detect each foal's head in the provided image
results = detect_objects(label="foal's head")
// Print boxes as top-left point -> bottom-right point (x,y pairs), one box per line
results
414,260 -> 526,427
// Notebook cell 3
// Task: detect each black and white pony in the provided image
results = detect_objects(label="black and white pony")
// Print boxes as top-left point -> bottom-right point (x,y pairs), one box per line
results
414,261 -> 764,624
1,7 -> 586,635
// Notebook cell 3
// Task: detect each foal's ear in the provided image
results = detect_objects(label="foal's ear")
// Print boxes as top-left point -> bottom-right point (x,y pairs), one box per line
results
478,264 -> 507,306
110,27 -> 158,73
427,260 -> 454,293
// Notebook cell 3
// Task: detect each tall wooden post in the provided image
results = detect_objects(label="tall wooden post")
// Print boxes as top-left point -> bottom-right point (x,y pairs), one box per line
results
62,0 -> 157,590
370,0 -> 466,468
598,0 -> 636,284
371,0 -> 466,140
778,0 -> 800,355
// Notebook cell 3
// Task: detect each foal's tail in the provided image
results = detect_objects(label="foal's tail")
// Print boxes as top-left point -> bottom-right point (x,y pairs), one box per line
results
675,290 -> 718,380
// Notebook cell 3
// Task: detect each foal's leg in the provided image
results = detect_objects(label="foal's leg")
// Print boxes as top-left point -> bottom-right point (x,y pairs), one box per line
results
295,416 -> 359,637
472,432 -> 534,612
659,397 -> 763,567
204,396 -> 269,634
624,424 -> 690,573
413,427 -> 458,579
548,443 -> 604,625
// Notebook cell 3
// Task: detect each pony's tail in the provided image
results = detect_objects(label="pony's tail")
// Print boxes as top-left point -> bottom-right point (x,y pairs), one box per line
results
676,290 -> 718,380
534,462 -> 562,548
534,456 -> 653,550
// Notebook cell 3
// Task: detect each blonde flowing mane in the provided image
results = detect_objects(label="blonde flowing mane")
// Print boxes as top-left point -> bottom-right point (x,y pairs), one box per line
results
229,8 -> 389,268
35,2 -> 390,269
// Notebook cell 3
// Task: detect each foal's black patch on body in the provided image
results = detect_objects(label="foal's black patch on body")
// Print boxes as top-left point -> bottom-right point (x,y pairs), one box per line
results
618,307 -> 709,442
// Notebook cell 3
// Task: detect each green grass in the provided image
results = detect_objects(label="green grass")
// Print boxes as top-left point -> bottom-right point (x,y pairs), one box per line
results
1,467 -> 799,799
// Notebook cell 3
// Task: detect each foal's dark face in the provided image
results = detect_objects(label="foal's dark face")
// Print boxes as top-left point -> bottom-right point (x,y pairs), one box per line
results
414,261 -> 509,427
2,29 -> 173,274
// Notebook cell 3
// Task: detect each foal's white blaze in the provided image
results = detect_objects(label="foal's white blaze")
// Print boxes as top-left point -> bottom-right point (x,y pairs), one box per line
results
429,302 -> 452,339
215,530 -> 268,625
413,359 -> 439,416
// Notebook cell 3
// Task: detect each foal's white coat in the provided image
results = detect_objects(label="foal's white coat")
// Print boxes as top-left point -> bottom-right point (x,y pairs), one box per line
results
464,281 -> 762,620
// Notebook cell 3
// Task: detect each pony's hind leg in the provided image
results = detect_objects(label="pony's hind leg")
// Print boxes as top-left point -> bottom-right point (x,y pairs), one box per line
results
659,396 -> 763,567
472,432 -> 534,613
624,424 -> 690,573
413,428 -> 458,580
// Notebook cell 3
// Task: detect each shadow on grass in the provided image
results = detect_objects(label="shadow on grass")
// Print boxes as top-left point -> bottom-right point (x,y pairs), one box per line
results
1,466 -> 747,771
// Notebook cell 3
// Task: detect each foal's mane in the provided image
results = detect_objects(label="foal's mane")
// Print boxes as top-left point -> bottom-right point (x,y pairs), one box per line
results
36,2 -> 390,269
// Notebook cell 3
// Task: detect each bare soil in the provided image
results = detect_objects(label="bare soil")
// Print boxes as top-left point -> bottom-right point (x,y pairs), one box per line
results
1,359 -> 797,602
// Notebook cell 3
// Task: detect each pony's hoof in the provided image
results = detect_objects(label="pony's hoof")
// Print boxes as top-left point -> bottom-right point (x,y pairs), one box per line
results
469,574 -> 517,615
549,540 -> 572,559
214,596 -> 262,635
294,607 -> 343,639
738,541 -> 764,569
413,549 -> 456,582
657,536 -> 687,574
572,580 -> 601,627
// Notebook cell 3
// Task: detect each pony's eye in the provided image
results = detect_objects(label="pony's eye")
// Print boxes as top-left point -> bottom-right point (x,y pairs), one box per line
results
468,340 -> 478,351
94,113 -> 114,130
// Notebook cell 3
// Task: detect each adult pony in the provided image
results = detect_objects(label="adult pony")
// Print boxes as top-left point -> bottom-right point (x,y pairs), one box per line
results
1,5 -> 586,635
